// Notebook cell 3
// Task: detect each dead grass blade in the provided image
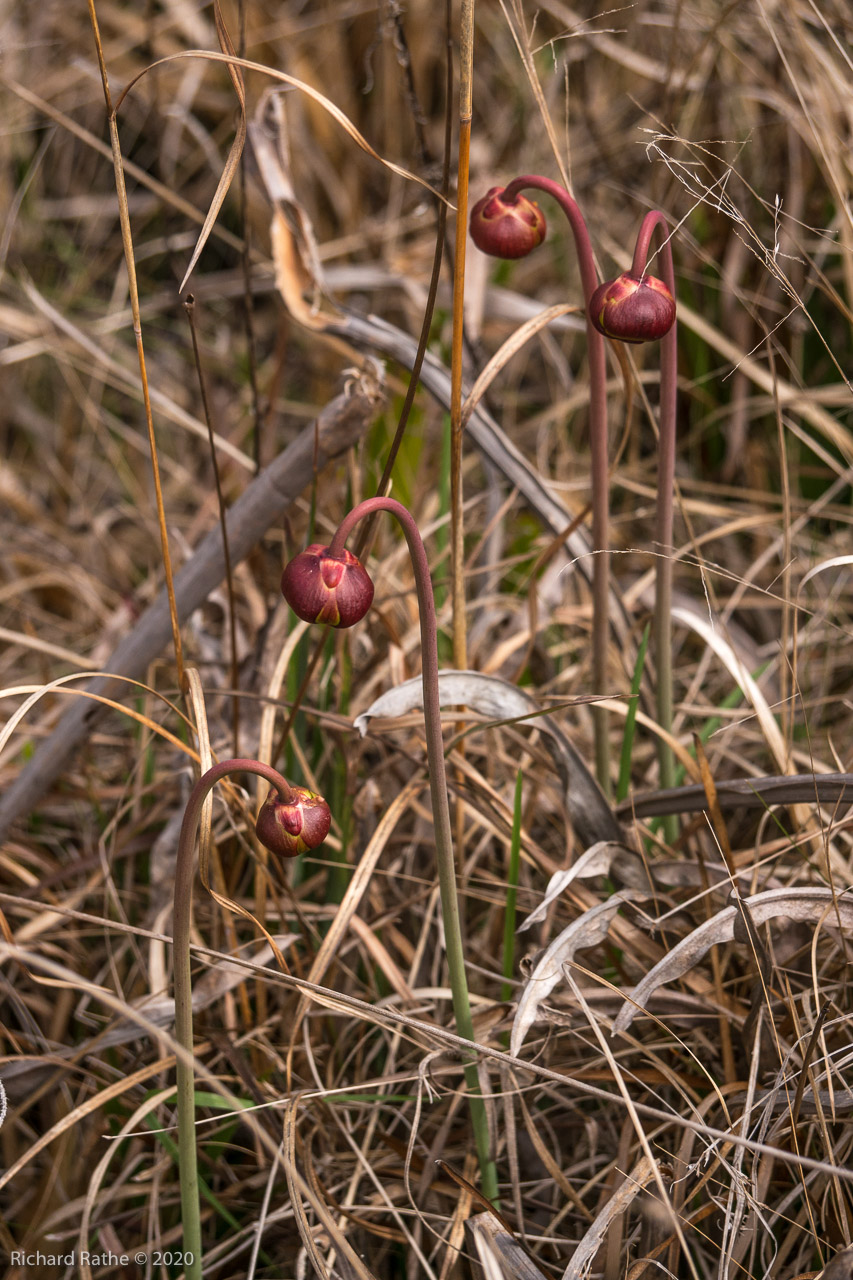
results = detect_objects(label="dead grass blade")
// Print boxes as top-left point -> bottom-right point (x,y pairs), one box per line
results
459,304 -> 578,431
0,671 -> 194,764
466,1212 -> 553,1280
285,779 -> 422,1081
0,1058 -> 174,1196
282,1103 -> 379,1280
670,603 -> 789,772
517,842 -> 629,932
177,2 -> 246,292
559,1154 -> 666,1280
88,0 -> 184,686
112,52 -> 446,208
78,1083 -> 180,1280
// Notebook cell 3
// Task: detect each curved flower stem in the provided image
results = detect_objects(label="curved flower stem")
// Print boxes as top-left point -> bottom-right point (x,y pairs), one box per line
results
504,177 -> 611,793
632,213 -> 679,840
174,758 -> 298,1280
329,498 -> 499,1204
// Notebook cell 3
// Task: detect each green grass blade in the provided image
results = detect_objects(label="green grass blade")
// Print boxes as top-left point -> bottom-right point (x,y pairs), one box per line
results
617,622 -> 650,803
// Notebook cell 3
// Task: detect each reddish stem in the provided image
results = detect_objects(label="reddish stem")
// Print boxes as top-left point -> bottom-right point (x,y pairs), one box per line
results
328,501 -> 452,883
503,176 -> 611,791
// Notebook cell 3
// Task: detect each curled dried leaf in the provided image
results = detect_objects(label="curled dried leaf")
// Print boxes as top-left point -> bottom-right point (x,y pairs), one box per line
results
512,893 -> 637,1055
517,841 -> 630,933
614,887 -> 853,1034
354,670 -> 622,849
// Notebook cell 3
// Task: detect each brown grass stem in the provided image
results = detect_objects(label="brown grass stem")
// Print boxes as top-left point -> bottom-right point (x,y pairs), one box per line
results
88,0 -> 185,688
183,296 -> 241,756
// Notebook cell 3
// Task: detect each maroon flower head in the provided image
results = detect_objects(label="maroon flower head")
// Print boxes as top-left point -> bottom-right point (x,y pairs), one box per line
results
281,543 -> 374,628
589,272 -> 676,344
255,785 -> 332,858
470,186 -> 547,260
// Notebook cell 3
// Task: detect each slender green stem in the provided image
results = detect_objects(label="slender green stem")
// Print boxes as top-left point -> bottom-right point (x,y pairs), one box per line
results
503,176 -> 611,793
174,758 -> 297,1279
632,213 -> 679,841
501,770 -> 524,1006
617,621 -> 650,804
329,498 -> 499,1203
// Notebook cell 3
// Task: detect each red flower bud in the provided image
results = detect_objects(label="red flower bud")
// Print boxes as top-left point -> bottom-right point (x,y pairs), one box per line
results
255,786 -> 332,858
281,544 -> 374,628
588,272 -> 676,344
469,187 -> 547,260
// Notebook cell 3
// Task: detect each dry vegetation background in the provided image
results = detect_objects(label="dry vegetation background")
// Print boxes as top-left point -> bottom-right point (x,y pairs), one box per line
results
2,0 -> 853,1277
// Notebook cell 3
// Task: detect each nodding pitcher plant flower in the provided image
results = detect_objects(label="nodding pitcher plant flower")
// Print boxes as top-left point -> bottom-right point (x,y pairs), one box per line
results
255,784 -> 331,857
281,497 -> 499,1204
469,186 -> 547,259
589,272 -> 676,344
280,543 -> 374,628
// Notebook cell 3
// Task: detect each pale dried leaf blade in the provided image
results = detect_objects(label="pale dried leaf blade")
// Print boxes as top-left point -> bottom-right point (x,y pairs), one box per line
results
670,604 -> 788,772
465,1213 -> 551,1280
250,94 -> 337,330
115,51 -> 445,201
271,211 -> 331,331
511,894 -> 634,1055
613,887 -> 853,1034
517,842 -> 627,933
559,1156 -> 661,1280
354,670 -> 622,847
799,554 -> 853,592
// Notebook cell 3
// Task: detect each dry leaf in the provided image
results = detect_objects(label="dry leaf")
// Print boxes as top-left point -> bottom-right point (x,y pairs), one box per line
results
614,887 -> 853,1034
559,1155 -> 667,1280
511,894 -> 636,1055
517,842 -> 630,933
354,670 -> 622,849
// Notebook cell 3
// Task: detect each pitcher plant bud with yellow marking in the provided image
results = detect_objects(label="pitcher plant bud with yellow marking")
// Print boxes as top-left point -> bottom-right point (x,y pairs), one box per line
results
281,544 -> 374,628
589,272 -> 676,344
255,785 -> 332,858
469,186 -> 547,260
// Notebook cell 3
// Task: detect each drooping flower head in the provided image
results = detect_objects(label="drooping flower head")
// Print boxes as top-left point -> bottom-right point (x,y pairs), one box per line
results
281,544 -> 374,628
588,273 -> 676,344
469,186 -> 547,260
255,785 -> 332,858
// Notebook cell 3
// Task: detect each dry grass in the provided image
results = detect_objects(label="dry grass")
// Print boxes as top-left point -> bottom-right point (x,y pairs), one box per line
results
2,1 -> 853,1277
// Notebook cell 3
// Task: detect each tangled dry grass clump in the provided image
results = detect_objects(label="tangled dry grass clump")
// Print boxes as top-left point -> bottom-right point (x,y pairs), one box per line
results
2,1 -> 853,1277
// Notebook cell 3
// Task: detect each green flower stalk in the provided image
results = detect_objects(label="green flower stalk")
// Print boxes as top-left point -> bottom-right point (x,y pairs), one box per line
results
174,759 -> 331,1279
281,498 -> 499,1204
630,211 -> 679,835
